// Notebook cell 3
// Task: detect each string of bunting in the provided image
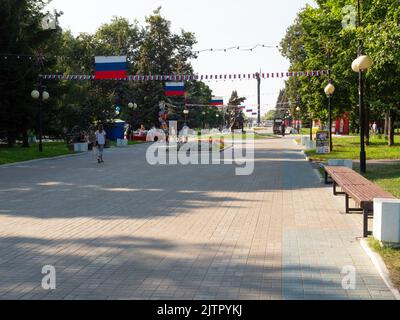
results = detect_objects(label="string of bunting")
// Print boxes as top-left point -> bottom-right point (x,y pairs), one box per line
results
194,44 -> 279,54
0,44 -> 279,60
39,70 -> 330,81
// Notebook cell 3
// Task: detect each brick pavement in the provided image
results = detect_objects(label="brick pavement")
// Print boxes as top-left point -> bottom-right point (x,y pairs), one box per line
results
0,138 -> 394,300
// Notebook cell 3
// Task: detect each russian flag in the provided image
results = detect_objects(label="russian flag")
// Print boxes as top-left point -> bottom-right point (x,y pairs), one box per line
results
211,97 -> 224,106
165,82 -> 185,96
95,56 -> 127,79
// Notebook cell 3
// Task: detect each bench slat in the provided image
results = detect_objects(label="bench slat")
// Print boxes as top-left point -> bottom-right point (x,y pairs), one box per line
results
325,166 -> 396,207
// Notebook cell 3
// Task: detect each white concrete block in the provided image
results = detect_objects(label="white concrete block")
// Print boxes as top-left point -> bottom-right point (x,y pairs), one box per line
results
374,198 -> 400,243
327,159 -> 353,169
301,136 -> 310,145
117,139 -> 128,147
305,140 -> 316,149
73,143 -> 88,152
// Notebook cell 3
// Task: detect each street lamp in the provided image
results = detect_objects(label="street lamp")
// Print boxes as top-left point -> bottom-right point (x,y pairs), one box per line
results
324,82 -> 335,152
128,102 -> 137,110
202,111 -> 206,129
352,0 -> 373,173
31,87 -> 50,152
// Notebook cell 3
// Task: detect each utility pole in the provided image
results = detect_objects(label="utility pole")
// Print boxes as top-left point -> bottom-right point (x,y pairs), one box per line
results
256,72 -> 261,125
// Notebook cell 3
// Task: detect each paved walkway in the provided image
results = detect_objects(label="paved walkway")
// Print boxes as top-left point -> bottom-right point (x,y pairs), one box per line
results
0,138 -> 395,300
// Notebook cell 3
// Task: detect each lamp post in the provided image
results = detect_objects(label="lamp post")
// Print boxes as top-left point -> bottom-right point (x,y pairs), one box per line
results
183,109 -> 189,126
296,106 -> 301,134
128,102 -> 137,139
352,0 -> 373,173
31,86 -> 50,152
309,111 -> 313,141
216,114 -> 220,128
324,82 -> 335,152
202,111 -> 206,129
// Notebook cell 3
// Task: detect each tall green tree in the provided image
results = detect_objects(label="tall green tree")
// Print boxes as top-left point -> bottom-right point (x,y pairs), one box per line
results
225,91 -> 246,130
0,0 -> 61,146
280,0 -> 400,142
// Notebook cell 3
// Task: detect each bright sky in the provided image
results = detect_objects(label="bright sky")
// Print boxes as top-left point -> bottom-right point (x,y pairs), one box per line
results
49,0 -> 315,115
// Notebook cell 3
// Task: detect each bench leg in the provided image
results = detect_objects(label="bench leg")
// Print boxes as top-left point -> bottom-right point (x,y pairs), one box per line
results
345,194 -> 350,214
363,208 -> 369,238
325,171 -> 329,184
333,182 -> 337,196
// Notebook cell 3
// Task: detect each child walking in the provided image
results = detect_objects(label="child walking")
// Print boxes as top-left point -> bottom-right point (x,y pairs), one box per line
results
95,124 -> 106,164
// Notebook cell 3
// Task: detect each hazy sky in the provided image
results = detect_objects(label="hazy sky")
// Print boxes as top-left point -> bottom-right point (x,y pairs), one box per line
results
49,0 -> 315,114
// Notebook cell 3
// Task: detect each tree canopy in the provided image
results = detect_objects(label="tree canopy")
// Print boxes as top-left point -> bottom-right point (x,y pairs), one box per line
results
280,0 -> 400,133
0,3 -> 213,146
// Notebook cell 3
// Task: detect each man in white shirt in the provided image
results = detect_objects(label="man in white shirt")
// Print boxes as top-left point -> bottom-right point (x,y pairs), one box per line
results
95,124 -> 106,163
372,122 -> 378,135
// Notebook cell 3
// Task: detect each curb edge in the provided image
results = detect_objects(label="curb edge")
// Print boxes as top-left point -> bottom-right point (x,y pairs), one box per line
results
360,238 -> 400,300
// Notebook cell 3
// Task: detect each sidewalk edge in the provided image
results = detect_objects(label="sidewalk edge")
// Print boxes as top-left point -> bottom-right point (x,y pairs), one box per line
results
360,238 -> 400,300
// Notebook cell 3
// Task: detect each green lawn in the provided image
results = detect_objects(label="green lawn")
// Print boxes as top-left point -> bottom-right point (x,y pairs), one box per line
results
369,238 -> 400,291
306,135 -> 400,198
305,135 -> 400,161
0,142 -> 73,165
0,140 -> 144,165
300,128 -> 312,135
362,163 -> 400,198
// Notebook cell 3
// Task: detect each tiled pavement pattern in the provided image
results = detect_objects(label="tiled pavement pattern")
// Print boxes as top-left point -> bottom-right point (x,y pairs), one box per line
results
0,137 -> 395,300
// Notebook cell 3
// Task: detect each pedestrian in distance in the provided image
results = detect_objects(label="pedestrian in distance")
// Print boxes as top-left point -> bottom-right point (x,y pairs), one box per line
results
95,124 -> 106,164
372,122 -> 378,135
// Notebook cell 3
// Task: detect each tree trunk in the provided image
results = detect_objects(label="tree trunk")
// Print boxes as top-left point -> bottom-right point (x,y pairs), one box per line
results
7,131 -> 16,148
388,109 -> 396,146
384,111 -> 389,139
21,130 -> 30,148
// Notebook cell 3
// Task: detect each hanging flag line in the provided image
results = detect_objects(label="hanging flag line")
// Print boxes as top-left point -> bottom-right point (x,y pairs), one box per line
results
39,70 -> 330,81
194,44 -> 279,54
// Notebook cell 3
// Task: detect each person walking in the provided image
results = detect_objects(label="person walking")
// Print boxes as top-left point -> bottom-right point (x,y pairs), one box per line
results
372,122 -> 378,135
95,124 -> 106,164
281,123 -> 286,137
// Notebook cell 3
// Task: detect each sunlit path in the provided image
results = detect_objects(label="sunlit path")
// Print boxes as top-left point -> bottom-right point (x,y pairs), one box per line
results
0,138 -> 394,300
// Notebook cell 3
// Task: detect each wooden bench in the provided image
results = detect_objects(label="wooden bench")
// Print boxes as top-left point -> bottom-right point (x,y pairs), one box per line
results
324,166 -> 396,237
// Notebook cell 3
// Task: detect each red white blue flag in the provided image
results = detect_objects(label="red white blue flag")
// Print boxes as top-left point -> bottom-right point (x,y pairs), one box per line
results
211,97 -> 224,106
95,56 -> 127,79
165,82 -> 185,96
